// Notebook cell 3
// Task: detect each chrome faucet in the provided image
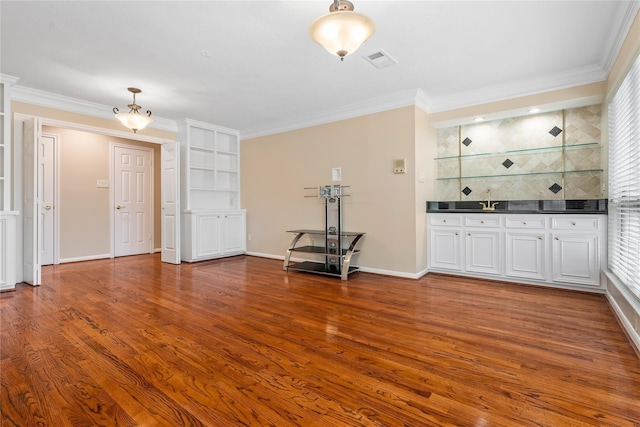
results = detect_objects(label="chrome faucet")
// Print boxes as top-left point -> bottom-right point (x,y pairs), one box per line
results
480,189 -> 499,211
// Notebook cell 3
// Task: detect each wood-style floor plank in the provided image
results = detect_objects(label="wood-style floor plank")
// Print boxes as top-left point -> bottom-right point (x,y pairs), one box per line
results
1,254 -> 639,426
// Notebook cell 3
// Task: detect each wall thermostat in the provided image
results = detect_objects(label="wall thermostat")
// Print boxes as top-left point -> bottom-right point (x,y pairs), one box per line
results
393,158 -> 406,174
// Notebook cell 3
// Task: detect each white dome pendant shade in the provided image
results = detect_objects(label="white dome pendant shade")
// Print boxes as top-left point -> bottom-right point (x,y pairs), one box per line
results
113,87 -> 153,133
309,0 -> 375,61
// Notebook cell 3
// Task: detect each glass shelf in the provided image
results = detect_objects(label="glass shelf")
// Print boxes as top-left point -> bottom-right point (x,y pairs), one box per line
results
434,142 -> 600,161
191,165 -> 216,171
436,169 -> 603,181
190,145 -> 216,153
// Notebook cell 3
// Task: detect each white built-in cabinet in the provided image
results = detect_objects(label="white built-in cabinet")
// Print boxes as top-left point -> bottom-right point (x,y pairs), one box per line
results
428,213 -> 606,291
0,74 -> 18,291
179,119 -> 246,262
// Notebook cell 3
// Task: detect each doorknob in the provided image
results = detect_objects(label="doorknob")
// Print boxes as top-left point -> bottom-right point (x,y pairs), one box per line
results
116,205 -> 124,210
44,205 -> 52,210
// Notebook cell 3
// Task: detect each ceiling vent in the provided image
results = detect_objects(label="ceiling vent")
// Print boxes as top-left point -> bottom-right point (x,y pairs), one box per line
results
363,50 -> 398,69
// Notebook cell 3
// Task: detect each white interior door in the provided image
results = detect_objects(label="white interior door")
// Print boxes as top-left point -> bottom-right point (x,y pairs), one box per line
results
39,134 -> 57,265
113,144 -> 152,257
23,118 -> 41,285
161,141 -> 180,264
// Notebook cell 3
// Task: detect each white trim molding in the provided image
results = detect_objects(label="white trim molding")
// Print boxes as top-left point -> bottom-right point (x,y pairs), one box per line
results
246,251 -> 429,280
11,85 -> 178,133
604,270 -> 640,355
241,88 -> 426,140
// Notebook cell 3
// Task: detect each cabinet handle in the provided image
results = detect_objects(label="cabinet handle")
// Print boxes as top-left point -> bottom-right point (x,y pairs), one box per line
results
523,221 -> 527,225
572,222 -> 576,226
443,219 -> 447,223
555,237 -> 559,240
468,233 -> 471,236
455,232 -> 459,236
538,236 -> 543,240
44,205 -> 52,210
481,220 -> 484,224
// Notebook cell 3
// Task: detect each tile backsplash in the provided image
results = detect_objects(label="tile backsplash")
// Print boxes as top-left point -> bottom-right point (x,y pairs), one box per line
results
435,105 -> 603,201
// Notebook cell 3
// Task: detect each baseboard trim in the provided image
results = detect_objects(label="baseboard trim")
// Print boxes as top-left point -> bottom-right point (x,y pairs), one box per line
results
604,271 -> 640,357
59,254 -> 111,264
246,252 -> 428,280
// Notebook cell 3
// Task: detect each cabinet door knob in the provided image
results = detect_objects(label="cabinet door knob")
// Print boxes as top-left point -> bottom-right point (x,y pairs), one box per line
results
455,232 -> 458,236
468,233 -> 471,236
44,205 -> 52,210
538,236 -> 543,240
116,205 -> 124,210
555,237 -> 559,240
480,220 -> 484,224
523,221 -> 527,225
572,222 -> 576,226
443,219 -> 447,223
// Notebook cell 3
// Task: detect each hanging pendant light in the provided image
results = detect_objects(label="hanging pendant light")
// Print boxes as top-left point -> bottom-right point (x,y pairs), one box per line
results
113,87 -> 153,133
309,0 -> 375,61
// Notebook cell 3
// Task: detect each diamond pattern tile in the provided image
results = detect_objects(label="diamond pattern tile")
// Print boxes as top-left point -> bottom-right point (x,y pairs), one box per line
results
549,183 -> 563,194
435,106 -> 601,201
549,126 -> 563,137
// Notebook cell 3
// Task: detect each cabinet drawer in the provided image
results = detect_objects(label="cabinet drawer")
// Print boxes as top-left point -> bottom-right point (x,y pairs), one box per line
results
465,216 -> 501,227
551,217 -> 600,231
429,215 -> 462,227
505,217 -> 546,229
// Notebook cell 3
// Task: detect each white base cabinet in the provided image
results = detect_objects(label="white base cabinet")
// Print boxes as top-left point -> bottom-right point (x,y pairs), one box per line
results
430,229 -> 462,271
0,212 -> 17,291
428,213 -> 606,291
465,230 -> 501,275
182,210 -> 246,262
505,232 -> 546,281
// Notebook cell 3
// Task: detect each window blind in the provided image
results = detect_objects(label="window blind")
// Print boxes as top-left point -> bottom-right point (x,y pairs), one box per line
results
608,53 -> 640,299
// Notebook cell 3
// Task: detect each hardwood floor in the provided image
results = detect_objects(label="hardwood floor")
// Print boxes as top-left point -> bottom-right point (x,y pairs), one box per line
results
1,254 -> 639,426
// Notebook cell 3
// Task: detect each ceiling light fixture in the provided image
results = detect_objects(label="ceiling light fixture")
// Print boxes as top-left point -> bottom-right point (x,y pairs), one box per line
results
113,87 -> 153,133
309,0 -> 375,62
474,117 -> 485,122
528,108 -> 541,113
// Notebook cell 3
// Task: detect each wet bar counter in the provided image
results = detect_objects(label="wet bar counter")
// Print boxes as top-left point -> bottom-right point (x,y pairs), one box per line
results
427,199 -> 607,214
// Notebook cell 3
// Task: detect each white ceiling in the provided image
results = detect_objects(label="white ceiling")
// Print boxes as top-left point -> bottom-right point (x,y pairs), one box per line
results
1,1 -> 638,137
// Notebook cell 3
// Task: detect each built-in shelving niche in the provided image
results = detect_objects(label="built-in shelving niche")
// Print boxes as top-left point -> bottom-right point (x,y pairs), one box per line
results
435,105 -> 603,201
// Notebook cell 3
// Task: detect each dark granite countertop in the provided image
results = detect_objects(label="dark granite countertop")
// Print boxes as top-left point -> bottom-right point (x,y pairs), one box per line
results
427,199 -> 608,214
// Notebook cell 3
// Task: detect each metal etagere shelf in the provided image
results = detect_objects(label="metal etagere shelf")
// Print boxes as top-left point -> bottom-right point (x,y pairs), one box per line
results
283,185 -> 365,281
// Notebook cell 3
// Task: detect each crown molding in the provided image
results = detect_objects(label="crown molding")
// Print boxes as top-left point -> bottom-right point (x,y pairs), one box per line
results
430,94 -> 605,130
427,63 -> 607,114
414,88 -> 430,115
1,74 -> 20,86
240,88 -> 425,140
600,1 -> 640,74
10,85 -> 178,132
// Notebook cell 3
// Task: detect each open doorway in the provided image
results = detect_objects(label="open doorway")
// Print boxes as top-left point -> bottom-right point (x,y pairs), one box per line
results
16,113 -> 180,286
43,125 -> 161,263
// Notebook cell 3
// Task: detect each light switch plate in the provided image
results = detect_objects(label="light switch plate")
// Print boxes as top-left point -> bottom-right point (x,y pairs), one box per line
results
97,179 -> 109,188
332,167 -> 342,181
